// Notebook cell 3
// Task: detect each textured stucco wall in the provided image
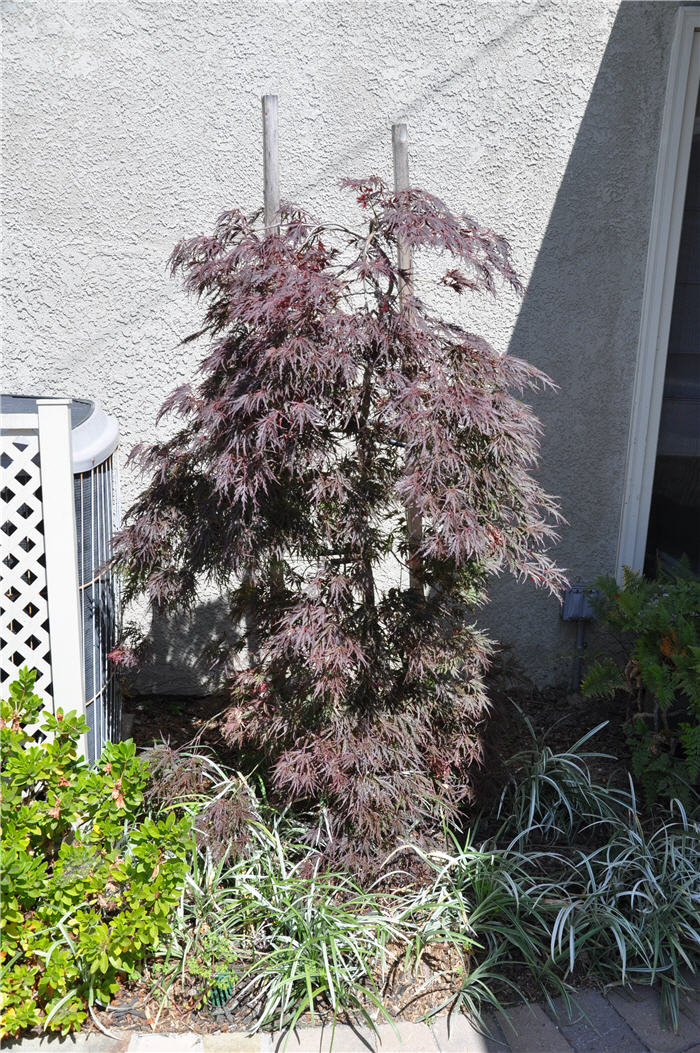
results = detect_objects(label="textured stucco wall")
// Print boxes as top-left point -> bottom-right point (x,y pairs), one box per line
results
2,0 -> 679,689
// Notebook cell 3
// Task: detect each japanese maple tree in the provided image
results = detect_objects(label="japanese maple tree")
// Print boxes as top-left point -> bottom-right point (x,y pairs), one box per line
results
114,178 -> 565,868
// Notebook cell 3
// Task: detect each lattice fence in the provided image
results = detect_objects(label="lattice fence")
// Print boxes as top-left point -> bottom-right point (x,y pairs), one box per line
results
2,401 -> 89,753
1,434 -> 53,702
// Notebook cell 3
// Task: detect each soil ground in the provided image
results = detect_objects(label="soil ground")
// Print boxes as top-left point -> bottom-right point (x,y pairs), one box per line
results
95,943 -> 479,1035
126,667 -> 634,800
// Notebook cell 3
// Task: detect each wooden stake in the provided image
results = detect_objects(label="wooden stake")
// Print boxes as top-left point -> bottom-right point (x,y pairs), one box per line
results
261,95 -> 285,602
392,123 -> 423,597
243,95 -> 282,662
262,94 -> 280,233
392,124 -> 413,298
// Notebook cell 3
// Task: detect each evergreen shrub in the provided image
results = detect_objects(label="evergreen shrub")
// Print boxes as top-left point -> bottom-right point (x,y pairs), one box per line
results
0,669 -> 192,1038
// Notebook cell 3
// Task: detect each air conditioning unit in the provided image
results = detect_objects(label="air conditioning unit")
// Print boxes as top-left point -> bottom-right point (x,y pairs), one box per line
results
1,395 -> 121,762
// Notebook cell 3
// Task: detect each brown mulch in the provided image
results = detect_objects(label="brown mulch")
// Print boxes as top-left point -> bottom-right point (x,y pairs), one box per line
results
128,691 -> 233,758
93,943 -> 487,1035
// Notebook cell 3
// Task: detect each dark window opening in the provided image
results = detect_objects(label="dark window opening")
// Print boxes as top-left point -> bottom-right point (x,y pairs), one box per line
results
645,96 -> 700,576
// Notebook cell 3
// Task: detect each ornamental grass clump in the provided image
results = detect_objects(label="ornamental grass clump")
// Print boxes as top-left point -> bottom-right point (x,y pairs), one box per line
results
401,765 -> 699,1028
496,714 -> 630,844
146,775 -> 412,1035
148,727 -> 699,1036
114,178 -> 565,868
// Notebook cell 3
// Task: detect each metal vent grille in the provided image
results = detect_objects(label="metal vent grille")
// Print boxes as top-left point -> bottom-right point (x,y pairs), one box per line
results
74,454 -> 121,765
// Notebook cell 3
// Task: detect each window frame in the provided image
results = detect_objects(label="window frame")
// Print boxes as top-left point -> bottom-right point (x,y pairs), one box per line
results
616,8 -> 700,578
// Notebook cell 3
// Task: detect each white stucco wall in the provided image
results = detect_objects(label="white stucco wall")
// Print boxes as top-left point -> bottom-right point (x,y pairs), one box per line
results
2,0 -> 679,689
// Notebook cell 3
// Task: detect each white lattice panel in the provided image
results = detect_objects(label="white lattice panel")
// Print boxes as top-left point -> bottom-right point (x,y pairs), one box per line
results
1,435 -> 53,701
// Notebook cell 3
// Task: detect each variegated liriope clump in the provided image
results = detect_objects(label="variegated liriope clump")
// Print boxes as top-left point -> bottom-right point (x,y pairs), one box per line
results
114,178 -> 565,871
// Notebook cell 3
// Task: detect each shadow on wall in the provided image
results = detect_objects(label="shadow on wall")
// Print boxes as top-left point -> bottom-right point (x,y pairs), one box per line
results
483,1 -> 676,682
129,600 -> 235,698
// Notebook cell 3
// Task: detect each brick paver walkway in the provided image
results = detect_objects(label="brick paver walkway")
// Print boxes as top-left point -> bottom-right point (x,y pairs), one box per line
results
7,979 -> 699,1053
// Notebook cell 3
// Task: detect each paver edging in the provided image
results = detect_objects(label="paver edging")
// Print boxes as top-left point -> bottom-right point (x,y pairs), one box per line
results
5,983 -> 700,1053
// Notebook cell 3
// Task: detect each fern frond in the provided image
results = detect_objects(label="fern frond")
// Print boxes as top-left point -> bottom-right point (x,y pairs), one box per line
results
581,658 -> 625,700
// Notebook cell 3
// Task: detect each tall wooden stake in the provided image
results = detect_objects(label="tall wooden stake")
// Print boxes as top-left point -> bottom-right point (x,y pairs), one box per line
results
244,95 -> 282,662
392,123 -> 423,596
392,124 -> 413,299
260,95 -> 285,603
262,94 -> 280,233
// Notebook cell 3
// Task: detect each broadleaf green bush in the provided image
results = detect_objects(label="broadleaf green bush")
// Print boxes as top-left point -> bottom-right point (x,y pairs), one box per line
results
581,568 -> 700,805
0,668 -> 193,1038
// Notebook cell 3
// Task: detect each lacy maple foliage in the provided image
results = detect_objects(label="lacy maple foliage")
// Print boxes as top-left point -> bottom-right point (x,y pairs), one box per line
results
114,178 -> 565,868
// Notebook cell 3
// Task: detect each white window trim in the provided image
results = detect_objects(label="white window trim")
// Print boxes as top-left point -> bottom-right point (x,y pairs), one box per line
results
616,8 -> 700,578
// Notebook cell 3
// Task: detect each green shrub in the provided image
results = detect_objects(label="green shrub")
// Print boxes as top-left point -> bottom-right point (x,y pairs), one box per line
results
0,668 -> 193,1039
582,568 -> 700,805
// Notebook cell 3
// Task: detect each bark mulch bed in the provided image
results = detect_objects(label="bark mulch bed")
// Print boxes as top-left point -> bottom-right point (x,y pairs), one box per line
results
126,669 -> 633,787
94,943 -> 472,1035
